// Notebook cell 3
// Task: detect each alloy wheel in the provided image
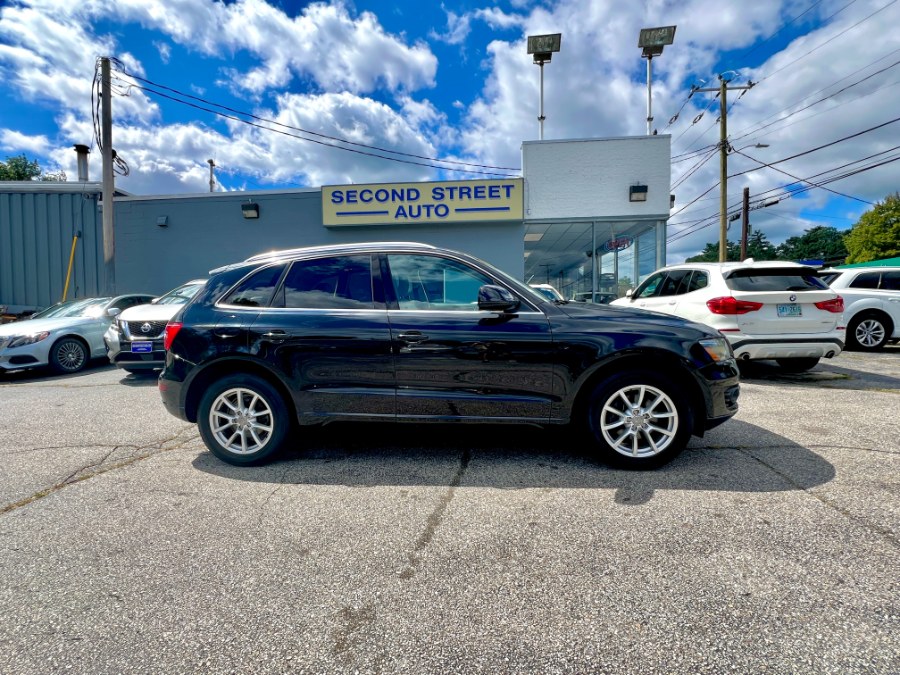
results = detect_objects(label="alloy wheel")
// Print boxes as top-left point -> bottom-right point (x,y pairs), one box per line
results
856,318 -> 885,348
598,384 -> 679,459
208,387 -> 275,455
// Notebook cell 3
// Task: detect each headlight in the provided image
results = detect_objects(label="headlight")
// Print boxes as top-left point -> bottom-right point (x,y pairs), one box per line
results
7,331 -> 50,348
698,337 -> 733,362
109,320 -> 122,334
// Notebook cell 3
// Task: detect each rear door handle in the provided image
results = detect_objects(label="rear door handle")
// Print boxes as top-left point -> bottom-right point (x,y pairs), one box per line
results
214,328 -> 240,338
398,331 -> 429,343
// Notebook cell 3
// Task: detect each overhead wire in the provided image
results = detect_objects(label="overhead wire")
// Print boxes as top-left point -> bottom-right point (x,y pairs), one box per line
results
111,65 -> 520,174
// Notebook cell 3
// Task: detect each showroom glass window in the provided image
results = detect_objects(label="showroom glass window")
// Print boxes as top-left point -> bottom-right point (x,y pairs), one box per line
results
221,264 -> 286,307
387,254 -> 492,311
275,255 -> 374,310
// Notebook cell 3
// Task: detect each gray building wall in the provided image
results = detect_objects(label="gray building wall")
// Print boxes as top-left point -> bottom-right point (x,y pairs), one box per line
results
115,189 -> 525,295
0,184 -> 105,312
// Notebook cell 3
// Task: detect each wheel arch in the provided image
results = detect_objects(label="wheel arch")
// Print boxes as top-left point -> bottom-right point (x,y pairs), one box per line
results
183,357 -> 297,424
569,350 -> 707,436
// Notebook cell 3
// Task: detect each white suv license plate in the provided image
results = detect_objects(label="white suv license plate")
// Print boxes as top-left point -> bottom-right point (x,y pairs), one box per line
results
777,304 -> 802,317
131,341 -> 153,353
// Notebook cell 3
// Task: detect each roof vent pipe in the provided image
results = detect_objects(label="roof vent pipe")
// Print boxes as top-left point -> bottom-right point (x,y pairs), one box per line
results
74,144 -> 90,182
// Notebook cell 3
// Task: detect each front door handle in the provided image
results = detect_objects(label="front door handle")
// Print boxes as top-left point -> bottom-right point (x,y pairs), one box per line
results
261,330 -> 289,343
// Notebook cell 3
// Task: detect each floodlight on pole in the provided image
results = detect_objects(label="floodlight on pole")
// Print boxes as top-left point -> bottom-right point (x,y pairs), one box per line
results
638,25 -> 676,135
527,33 -> 561,140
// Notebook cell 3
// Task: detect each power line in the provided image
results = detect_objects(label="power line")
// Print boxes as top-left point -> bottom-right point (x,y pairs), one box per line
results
111,64 -> 521,175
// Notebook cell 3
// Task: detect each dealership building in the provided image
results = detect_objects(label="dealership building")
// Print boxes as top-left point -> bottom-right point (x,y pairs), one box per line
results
0,134 -> 670,312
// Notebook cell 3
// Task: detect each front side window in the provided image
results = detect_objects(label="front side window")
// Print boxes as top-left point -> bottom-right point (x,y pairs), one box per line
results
222,264 -> 286,307
726,269 -> 828,292
277,255 -> 374,310
634,272 -> 665,299
387,254 -> 492,311
849,272 -> 881,290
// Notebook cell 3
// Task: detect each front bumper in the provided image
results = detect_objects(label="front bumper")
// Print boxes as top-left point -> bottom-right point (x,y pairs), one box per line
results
105,329 -> 165,370
0,339 -> 50,371
695,358 -> 741,432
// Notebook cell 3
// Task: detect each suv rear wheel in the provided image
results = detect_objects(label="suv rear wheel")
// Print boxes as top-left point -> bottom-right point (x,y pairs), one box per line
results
586,371 -> 691,469
197,374 -> 289,465
847,312 -> 891,351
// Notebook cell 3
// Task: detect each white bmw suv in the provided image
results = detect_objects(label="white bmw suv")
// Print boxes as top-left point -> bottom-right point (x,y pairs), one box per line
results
611,260 -> 845,372
820,266 -> 900,350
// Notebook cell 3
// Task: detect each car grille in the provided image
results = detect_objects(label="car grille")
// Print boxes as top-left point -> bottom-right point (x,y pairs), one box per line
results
125,320 -> 168,339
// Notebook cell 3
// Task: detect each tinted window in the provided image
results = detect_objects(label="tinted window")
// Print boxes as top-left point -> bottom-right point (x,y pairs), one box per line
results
849,272 -> 881,290
222,264 -> 286,307
634,272 -> 665,299
881,271 -> 900,291
277,256 -> 373,310
726,269 -> 828,292
819,272 -> 842,285
688,270 -> 709,292
387,254 -> 492,311
658,270 -> 691,297
157,282 -> 205,305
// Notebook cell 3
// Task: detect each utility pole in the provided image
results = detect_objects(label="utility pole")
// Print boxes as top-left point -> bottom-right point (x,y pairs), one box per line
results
695,75 -> 754,261
207,159 -> 216,192
740,186 -> 750,261
100,56 -> 115,295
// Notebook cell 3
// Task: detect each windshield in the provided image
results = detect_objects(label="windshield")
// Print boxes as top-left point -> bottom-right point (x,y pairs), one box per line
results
156,281 -> 206,305
31,298 -> 110,319
531,285 -> 564,302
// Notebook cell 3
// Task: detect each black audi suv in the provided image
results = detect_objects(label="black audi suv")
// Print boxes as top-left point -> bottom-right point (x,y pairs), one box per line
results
159,242 -> 739,468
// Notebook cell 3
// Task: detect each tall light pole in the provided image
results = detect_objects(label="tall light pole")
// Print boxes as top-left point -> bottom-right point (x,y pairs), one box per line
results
638,26 -> 676,135
527,33 -> 561,140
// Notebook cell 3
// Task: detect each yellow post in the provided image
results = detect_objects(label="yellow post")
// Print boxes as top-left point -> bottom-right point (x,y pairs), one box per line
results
62,234 -> 78,302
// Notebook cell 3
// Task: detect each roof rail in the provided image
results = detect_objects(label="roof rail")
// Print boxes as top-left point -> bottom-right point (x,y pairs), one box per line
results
243,241 -> 436,263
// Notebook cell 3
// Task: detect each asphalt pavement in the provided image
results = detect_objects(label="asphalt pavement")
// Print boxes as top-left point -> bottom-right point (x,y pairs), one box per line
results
0,349 -> 897,674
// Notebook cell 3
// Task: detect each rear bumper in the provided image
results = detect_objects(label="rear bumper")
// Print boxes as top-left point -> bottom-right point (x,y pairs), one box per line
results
726,335 -> 844,361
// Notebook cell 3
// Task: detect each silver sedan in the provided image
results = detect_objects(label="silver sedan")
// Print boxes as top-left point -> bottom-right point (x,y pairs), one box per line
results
0,294 -> 154,375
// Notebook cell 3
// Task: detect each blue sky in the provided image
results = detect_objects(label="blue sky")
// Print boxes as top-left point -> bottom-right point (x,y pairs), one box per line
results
1,0 -> 899,263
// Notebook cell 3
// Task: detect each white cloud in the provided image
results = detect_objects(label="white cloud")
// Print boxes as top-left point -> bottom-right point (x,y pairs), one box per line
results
430,5 -> 473,45
153,40 -> 171,63
0,129 -> 51,155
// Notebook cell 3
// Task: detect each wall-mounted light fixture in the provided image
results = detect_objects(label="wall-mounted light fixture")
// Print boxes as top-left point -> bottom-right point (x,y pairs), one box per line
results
156,216 -> 168,227
629,184 -> 648,202
241,202 -> 260,219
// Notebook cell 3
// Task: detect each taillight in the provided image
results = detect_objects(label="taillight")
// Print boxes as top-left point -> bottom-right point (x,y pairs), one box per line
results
163,322 -> 183,350
706,296 -> 763,315
815,296 -> 844,313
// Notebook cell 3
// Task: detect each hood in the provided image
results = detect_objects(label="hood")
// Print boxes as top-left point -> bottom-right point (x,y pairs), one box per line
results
555,300 -> 721,339
117,302 -> 185,322
0,316 -> 97,336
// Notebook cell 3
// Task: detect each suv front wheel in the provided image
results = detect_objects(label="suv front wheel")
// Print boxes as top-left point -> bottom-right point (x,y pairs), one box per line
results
197,374 -> 290,465
586,371 -> 692,469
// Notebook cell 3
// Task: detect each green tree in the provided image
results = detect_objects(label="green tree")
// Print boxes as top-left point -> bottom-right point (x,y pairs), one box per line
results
777,225 -> 849,263
685,240 -> 740,263
745,230 -> 779,260
0,154 -> 41,181
844,194 -> 900,263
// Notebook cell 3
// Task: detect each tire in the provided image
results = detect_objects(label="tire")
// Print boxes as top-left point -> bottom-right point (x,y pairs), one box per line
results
49,337 -> 88,374
775,357 -> 820,373
847,313 -> 892,351
197,374 -> 289,466
586,371 -> 692,469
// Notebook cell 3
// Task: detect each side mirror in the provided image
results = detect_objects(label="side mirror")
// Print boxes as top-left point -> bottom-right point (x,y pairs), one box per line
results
106,307 -> 121,317
625,289 -> 634,299
478,285 -> 519,312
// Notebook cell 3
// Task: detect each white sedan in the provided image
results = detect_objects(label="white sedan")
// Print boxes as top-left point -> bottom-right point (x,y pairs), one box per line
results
0,294 -> 154,375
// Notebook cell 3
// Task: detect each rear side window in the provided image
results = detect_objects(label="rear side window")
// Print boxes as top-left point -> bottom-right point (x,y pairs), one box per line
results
726,269 -> 828,292
221,264 -> 286,307
688,270 -> 709,292
849,272 -> 881,289
881,271 -> 900,291
276,255 -> 374,309
658,270 -> 692,297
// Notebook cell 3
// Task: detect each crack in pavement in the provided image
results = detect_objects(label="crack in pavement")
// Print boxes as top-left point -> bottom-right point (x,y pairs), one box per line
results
0,427 -> 200,516
398,448 -> 471,580
740,447 -> 899,550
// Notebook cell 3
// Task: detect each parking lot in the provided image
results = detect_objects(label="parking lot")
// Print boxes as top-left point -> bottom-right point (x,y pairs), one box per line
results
0,349 -> 898,674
